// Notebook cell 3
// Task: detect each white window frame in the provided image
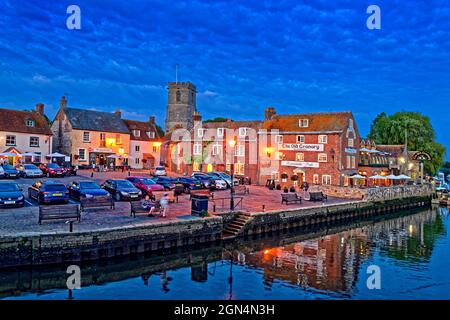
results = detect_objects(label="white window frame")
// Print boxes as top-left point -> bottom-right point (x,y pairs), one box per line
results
212,144 -> 222,156
5,135 -> 16,146
135,158 -> 140,165
275,135 -> 283,144
313,174 -> 319,184
26,119 -> 35,127
135,145 -> 140,153
197,128 -> 204,138
347,155 -> 351,168
235,162 -> 245,175
235,143 -> 245,157
322,175 -> 332,185
296,153 -> 304,162
352,156 -> 356,169
133,130 -> 140,137
193,143 -> 202,156
78,148 -> 86,161
147,131 -> 155,139
318,135 -> 328,144
318,153 -> 327,162
297,135 -> 305,143
83,132 -> 90,143
348,138 -> 354,148
217,128 -> 225,137
239,128 -> 247,137
299,119 -> 309,128
29,136 -> 39,147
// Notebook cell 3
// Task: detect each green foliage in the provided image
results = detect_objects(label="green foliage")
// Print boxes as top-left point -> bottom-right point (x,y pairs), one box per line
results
155,124 -> 165,138
203,117 -> 230,123
440,162 -> 450,176
368,112 -> 446,175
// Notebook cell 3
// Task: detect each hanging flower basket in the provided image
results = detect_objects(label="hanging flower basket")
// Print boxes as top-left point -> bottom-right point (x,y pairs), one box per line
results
290,175 -> 299,181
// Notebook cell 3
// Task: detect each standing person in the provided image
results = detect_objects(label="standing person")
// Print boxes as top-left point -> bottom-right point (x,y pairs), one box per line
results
160,193 -> 170,218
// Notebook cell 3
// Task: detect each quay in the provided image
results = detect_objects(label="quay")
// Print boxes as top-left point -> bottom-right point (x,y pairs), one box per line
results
0,183 -> 434,268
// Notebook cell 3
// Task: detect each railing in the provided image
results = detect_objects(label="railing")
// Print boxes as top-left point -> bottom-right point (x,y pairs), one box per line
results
366,184 -> 434,201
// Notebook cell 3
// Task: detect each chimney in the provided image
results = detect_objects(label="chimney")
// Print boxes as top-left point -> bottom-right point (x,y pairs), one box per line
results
149,116 -> 155,124
192,111 -> 202,123
35,103 -> 45,115
115,109 -> 122,118
264,107 -> 276,120
60,96 -> 67,110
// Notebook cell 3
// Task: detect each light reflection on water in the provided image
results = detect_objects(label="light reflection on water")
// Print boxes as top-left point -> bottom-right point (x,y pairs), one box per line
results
1,207 -> 449,300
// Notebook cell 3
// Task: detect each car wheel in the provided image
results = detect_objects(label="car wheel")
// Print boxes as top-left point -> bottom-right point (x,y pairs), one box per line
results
115,193 -> 121,201
46,172 -> 50,177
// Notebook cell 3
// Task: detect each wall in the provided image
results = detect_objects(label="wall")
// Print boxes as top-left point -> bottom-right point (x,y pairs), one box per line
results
0,131 -> 52,159
129,140 -> 161,169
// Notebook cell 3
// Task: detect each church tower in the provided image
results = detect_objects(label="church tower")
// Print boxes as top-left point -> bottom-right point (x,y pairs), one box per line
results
165,82 -> 197,134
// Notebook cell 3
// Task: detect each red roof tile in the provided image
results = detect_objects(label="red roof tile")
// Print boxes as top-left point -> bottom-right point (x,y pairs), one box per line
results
0,108 -> 52,135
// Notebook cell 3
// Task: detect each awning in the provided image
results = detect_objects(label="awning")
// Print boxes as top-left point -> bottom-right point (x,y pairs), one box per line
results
46,152 -> 67,158
0,152 -> 21,157
369,175 -> 387,179
350,174 -> 366,179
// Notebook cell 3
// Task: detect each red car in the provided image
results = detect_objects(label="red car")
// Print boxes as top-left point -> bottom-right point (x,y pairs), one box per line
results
38,163 -> 65,177
126,176 -> 164,197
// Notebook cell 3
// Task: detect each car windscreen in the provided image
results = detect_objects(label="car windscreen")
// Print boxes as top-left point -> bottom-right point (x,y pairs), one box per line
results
116,181 -> 134,188
140,179 -> 156,185
0,184 -> 20,192
47,163 -> 60,168
80,182 -> 100,189
24,164 -> 38,169
155,167 -> 165,170
44,185 -> 66,192
3,165 -> 15,170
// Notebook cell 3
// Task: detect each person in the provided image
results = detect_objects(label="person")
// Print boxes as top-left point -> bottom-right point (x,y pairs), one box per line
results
301,181 -> 309,192
141,195 -> 156,217
160,193 -> 170,218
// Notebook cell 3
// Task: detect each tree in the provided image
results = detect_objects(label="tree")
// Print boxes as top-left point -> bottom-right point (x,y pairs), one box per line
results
368,112 -> 445,175
203,117 -> 230,123
155,124 -> 165,138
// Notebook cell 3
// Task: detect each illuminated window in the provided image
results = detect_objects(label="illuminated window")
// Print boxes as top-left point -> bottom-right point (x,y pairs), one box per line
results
348,138 -> 354,148
116,134 -> 122,145
322,175 -> 332,185
313,174 -> 319,184
318,153 -> 327,162
318,135 -> 328,144
296,153 -> 304,161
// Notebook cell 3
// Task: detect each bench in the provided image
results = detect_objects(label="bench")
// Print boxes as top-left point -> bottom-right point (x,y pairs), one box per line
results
281,193 -> 302,205
80,196 -> 115,212
308,192 -> 328,202
130,201 -> 161,218
39,204 -> 81,225
232,185 -> 249,196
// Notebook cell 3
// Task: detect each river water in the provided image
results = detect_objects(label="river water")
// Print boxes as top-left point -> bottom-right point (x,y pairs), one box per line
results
1,207 -> 449,300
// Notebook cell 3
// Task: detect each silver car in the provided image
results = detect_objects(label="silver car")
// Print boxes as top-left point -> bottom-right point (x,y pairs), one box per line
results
17,164 -> 44,178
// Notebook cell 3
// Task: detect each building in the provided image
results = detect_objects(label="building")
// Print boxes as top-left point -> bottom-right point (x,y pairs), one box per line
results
124,117 -> 163,169
51,97 -> 131,167
165,82 -> 197,134
259,109 -> 360,187
0,104 -> 53,164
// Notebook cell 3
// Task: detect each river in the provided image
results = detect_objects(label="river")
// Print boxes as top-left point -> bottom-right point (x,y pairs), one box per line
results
1,206 -> 449,300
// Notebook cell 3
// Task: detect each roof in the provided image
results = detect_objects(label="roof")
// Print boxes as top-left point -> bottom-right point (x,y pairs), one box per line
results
0,108 -> 52,135
123,119 -> 159,141
64,108 -> 130,134
263,111 -> 354,133
202,120 -> 263,130
376,145 -> 405,157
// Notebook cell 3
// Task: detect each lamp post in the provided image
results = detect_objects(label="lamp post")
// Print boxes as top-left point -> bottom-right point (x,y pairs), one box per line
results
228,137 -> 237,210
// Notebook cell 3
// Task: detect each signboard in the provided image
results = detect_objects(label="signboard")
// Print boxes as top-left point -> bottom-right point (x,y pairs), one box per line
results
279,144 -> 324,152
412,151 -> 432,161
281,161 -> 320,168
92,148 -> 113,153
345,148 -> 357,154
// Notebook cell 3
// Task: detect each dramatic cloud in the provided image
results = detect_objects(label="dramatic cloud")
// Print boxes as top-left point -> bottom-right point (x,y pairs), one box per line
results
0,0 -> 449,156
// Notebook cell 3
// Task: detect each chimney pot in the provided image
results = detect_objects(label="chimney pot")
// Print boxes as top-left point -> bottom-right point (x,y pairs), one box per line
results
149,116 -> 155,124
264,107 -> 276,120
36,103 -> 45,115
115,109 -> 121,118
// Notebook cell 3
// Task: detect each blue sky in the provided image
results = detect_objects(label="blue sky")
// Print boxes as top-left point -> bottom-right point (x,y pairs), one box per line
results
0,0 -> 449,158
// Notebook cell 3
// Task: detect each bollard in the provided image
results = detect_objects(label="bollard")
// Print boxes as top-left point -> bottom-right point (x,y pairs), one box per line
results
69,221 -> 74,232
128,171 -> 131,176
90,172 -> 94,178
213,204 -> 216,212
262,204 -> 265,212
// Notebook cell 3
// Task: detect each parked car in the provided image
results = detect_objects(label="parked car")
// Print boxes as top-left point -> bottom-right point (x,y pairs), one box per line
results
191,172 -> 222,190
16,164 -> 44,178
175,177 -> 203,193
62,165 -> 78,176
28,181 -> 70,204
102,179 -> 142,201
0,166 -> 5,179
153,176 -> 181,191
0,182 -> 25,207
1,164 -> 20,179
126,176 -> 165,196
150,166 -> 167,176
39,163 -> 65,177
67,180 -> 110,201
209,172 -> 239,188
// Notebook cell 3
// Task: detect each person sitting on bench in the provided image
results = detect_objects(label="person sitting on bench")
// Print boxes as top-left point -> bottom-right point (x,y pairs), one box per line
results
141,195 -> 156,217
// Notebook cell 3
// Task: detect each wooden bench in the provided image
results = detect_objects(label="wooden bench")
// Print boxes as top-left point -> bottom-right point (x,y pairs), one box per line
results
232,185 -> 249,196
130,201 -> 161,218
39,204 -> 81,225
281,193 -> 302,205
308,192 -> 328,202
80,196 -> 115,212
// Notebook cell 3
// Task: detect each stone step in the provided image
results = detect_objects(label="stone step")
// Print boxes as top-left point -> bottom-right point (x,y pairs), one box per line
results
228,222 -> 245,229
225,225 -> 241,232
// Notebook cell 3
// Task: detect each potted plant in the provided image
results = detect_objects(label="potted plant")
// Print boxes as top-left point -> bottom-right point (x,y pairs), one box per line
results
276,184 -> 282,190
281,173 -> 288,183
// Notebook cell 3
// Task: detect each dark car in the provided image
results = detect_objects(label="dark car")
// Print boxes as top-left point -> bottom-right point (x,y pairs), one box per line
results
39,163 -> 65,177
102,179 -> 142,201
126,177 -> 165,197
175,177 -> 203,193
67,180 -> 110,201
153,176 -> 184,194
28,181 -> 69,204
191,173 -> 218,189
62,165 -> 78,176
0,182 -> 25,207
1,164 -> 20,179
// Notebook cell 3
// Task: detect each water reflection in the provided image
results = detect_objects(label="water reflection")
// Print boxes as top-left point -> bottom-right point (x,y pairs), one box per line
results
1,207 -> 449,300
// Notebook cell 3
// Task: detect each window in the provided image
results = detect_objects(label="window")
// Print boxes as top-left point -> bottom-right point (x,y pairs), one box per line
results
153,146 -> 158,152
83,132 -> 90,143
239,128 -> 247,137
275,135 -> 283,144
348,138 -> 354,148
147,131 -> 155,139
322,175 -> 332,185
133,130 -> 140,137
352,156 -> 356,169
318,135 -> 328,144
193,143 -> 202,155
176,91 -> 181,102
78,149 -> 86,161
217,128 -> 225,137
275,152 -> 283,160
135,158 -> 140,165
116,134 -> 122,145
212,144 -> 222,156
30,136 -> 39,147
100,133 -> 106,147
318,153 -> 327,162
313,174 -> 319,184
25,119 -> 35,127
5,135 -> 15,146
299,119 -> 309,128
296,153 -> 304,161
235,162 -> 245,175
197,128 -> 204,138
296,135 -> 305,143
135,145 -> 140,152
346,155 -> 351,168
235,144 -> 245,156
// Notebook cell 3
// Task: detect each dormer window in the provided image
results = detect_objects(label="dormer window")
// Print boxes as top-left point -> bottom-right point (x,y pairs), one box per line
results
147,131 -> 155,139
133,130 -> 140,137
299,119 -> 309,128
26,119 -> 35,127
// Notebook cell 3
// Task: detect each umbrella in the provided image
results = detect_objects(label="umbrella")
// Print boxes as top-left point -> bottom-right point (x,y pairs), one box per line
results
0,152 -> 20,157
397,174 -> 412,180
107,154 -> 123,159
385,174 -> 401,180
369,175 -> 387,179
350,174 -> 366,179
22,152 -> 39,157
46,152 -> 67,158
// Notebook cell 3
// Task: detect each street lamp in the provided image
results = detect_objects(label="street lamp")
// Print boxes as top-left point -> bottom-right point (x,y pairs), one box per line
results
228,137 -> 237,210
